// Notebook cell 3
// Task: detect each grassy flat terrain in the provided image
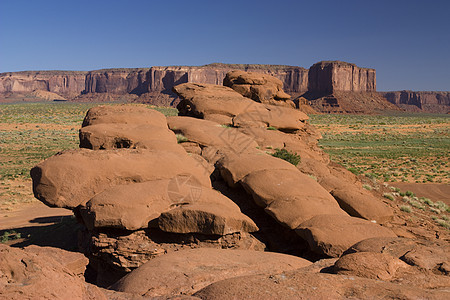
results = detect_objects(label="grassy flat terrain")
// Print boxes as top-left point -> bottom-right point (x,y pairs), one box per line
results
309,113 -> 450,184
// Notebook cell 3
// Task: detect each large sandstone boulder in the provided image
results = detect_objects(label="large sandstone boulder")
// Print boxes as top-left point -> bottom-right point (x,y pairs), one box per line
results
331,187 -> 394,223
0,244 -> 105,299
158,201 -> 258,235
81,105 -> 168,128
232,104 -> 308,132
24,245 -> 89,276
218,153 -> 299,187
79,180 -> 173,231
240,169 -> 347,229
335,238 -> 450,289
167,116 -> 259,154
333,252 -> 409,280
110,248 -> 311,297
295,214 -> 397,257
31,149 -> 211,209
223,70 -> 292,105
174,83 -> 263,118
79,123 -> 183,152
173,83 -> 308,132
193,269 -> 449,299
80,177 -> 258,234
346,237 -> 450,274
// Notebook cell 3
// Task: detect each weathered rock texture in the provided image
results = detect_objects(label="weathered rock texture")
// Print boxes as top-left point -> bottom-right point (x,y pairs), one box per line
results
0,70 -> 87,98
308,61 -> 376,93
193,268 -> 449,299
111,248 -> 311,297
3,61 -> 447,112
26,72 -> 450,298
0,244 -> 104,299
381,90 -> 450,113
0,64 -> 308,104
223,70 -> 293,106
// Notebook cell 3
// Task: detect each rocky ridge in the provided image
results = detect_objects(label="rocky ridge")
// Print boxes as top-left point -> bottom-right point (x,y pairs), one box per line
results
0,61 -> 410,113
3,71 -> 449,299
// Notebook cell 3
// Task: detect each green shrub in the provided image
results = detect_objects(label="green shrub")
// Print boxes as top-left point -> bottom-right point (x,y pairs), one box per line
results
405,190 -> 415,197
1,230 -> 21,243
409,200 -> 425,210
347,167 -> 359,175
363,184 -> 372,191
430,207 -> 441,214
420,197 -> 434,206
383,193 -> 395,201
400,205 -> 411,213
176,134 -> 188,143
434,201 -> 449,212
271,149 -> 301,166
267,126 -> 278,131
435,219 -> 450,229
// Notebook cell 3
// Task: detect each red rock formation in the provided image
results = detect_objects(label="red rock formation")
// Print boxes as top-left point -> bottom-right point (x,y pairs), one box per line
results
3,61 -> 447,113
381,90 -> 450,113
0,70 -> 87,98
84,68 -> 150,95
308,61 -> 376,94
0,64 -> 309,100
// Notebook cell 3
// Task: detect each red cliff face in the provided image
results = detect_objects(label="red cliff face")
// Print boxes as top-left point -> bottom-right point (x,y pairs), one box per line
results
147,64 -> 309,95
0,71 -> 87,98
2,62 -> 447,113
0,65 -> 308,100
308,61 -> 376,94
84,69 -> 150,95
381,91 -> 450,113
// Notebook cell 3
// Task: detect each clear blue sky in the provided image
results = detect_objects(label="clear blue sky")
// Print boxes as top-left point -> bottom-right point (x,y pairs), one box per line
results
1,0 -> 449,91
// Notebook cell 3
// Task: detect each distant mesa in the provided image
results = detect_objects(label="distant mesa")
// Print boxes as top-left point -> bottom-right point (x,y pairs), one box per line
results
0,61 -> 448,113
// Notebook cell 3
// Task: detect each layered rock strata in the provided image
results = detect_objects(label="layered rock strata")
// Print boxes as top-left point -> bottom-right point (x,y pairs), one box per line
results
381,90 -> 450,113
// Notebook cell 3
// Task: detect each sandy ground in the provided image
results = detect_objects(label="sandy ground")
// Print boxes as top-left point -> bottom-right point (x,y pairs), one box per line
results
0,201 -> 73,231
391,183 -> 450,205
0,202 -> 79,251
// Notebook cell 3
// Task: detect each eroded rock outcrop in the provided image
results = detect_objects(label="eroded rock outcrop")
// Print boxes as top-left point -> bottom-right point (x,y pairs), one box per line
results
172,74 -> 396,257
0,244 -> 104,299
110,248 -> 311,297
31,104 -> 268,287
223,70 -> 292,106
308,61 -> 376,93
25,70 -> 450,298
9,61 -> 445,113
0,70 -> 87,98
193,268 -> 449,299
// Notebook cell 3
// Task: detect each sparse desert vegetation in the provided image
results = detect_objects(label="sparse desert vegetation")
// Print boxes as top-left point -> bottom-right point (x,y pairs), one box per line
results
270,148 -> 301,166
309,113 -> 450,184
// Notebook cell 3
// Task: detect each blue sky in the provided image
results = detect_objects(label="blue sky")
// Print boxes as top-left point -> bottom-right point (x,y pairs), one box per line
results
0,0 -> 449,91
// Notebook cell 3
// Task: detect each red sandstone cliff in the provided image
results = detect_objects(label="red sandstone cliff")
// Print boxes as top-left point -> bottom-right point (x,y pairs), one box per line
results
84,68 -> 150,95
0,64 -> 308,100
0,71 -> 87,98
308,61 -> 376,94
381,91 -> 450,113
1,62 -> 447,113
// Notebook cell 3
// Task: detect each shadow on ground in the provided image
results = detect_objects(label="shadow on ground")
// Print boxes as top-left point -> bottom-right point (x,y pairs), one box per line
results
0,215 -> 82,251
